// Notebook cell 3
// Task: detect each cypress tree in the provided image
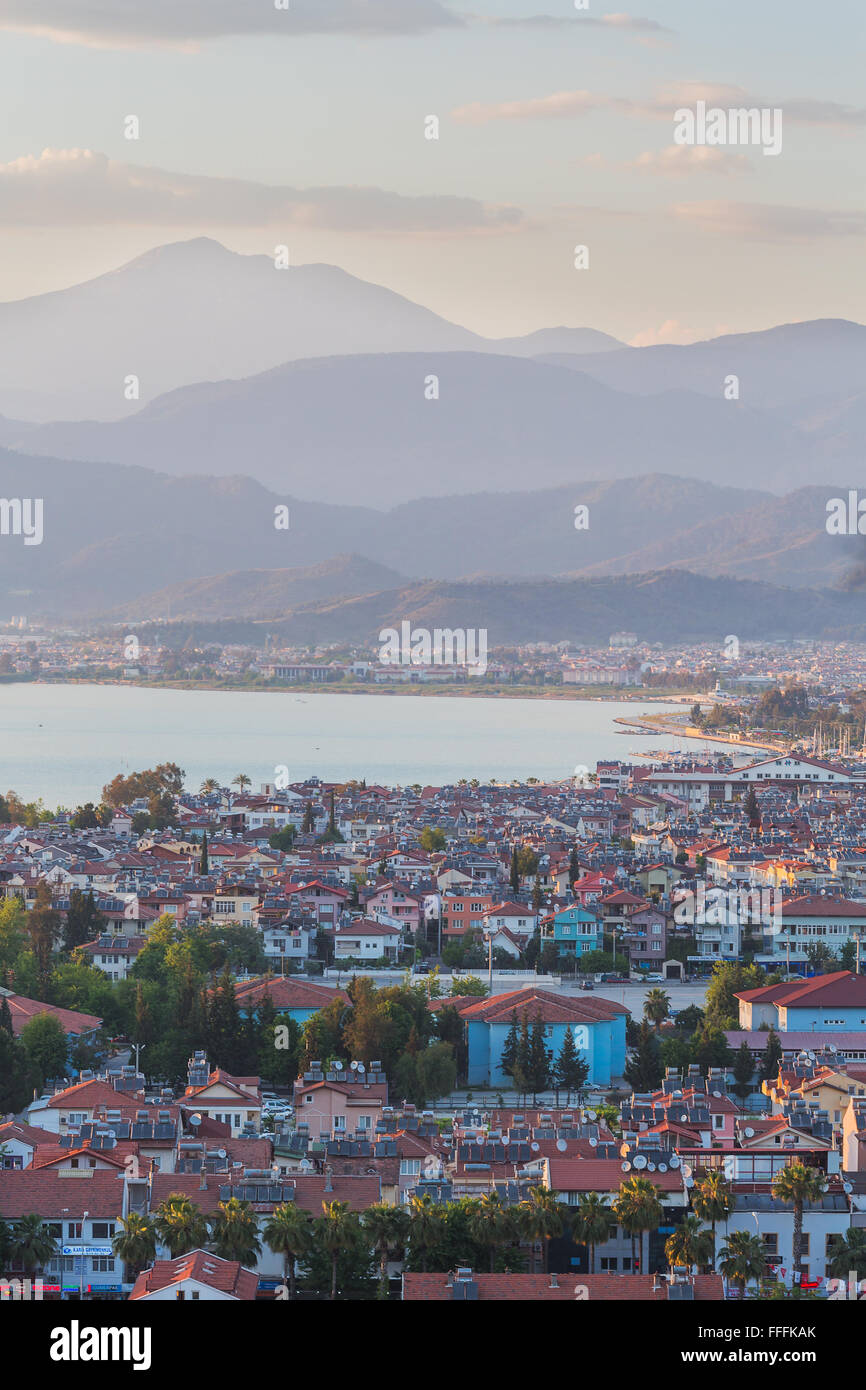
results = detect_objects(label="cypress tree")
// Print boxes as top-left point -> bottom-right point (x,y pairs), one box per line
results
528,1010 -> 552,1099
199,830 -> 209,876
501,1010 -> 520,1080
759,1027 -> 783,1084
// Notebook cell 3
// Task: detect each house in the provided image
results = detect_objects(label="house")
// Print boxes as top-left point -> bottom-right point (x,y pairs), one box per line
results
546,904 -> 603,959
130,1250 -> 259,1301
78,933 -> 147,981
261,921 -> 317,968
736,972 -> 866,1033
233,976 -> 348,1026
181,1054 -> 262,1137
1,989 -> 102,1053
293,1067 -> 389,1136
452,987 -> 628,1087
332,919 -> 402,962
760,898 -> 866,971
481,902 -> 538,942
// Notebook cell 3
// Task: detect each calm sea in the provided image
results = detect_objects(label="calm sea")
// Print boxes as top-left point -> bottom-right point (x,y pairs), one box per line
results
0,684 -> 748,807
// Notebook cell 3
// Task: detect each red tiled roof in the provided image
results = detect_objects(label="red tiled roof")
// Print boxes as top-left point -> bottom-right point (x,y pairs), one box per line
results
130,1249 -> 259,1301
5,993 -> 101,1039
548,1158 -> 684,1193
232,977 -> 348,1010
737,971 -> 866,1009
403,1272 -> 723,1301
458,988 -> 628,1025
0,1168 -> 126,1219
149,1171 -> 380,1215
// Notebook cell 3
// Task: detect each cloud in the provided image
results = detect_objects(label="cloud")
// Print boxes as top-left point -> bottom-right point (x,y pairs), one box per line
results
0,149 -> 523,235
452,80 -> 866,128
0,0 -> 462,48
672,200 -> 866,240
480,11 -> 672,39
626,145 -> 752,175
453,90 -> 601,123
629,319 -> 699,347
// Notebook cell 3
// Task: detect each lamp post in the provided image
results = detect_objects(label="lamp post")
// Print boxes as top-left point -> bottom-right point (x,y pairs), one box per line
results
79,1210 -> 89,1301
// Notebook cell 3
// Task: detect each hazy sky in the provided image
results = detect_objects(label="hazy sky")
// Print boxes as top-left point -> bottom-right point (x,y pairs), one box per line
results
0,0 -> 863,340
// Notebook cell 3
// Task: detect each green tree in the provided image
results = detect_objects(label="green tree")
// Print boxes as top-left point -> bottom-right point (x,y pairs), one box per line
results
317,1200 -> 360,1301
407,1193 -> 444,1274
263,1203 -> 311,1301
518,1187 -> 564,1274
643,988 -> 671,1033
8,1213 -> 57,1275
468,1191 -> 517,1272
419,827 -> 446,853
624,1020 -> 663,1092
553,1027 -> 590,1105
613,1176 -> 663,1274
718,1230 -> 766,1297
63,888 -> 105,952
827,1227 -> 866,1281
362,1203 -> 409,1298
665,1214 -> 714,1274
112,1213 -> 157,1282
153,1194 -> 210,1258
232,774 -> 252,793
571,1192 -> 610,1274
209,1197 -> 262,1266
705,962 -> 766,1031
759,1027 -> 783,1084
772,1162 -> 828,1284
691,1170 -> 732,1270
27,881 -> 61,996
527,1010 -> 552,1099
268,825 -> 296,853
732,1040 -> 756,1105
501,1011 -> 520,1082
302,803 -> 315,834
18,1011 -> 68,1088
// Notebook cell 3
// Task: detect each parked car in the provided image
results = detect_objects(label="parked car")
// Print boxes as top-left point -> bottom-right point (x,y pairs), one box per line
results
580,981 -> 594,991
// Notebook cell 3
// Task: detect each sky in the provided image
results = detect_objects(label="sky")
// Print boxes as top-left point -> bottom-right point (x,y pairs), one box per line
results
0,0 -> 863,341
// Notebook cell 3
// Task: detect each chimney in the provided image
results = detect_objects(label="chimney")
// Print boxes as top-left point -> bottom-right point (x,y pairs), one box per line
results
548,1273 -> 559,1289
324,1165 -> 334,1193
199,1169 -> 207,1191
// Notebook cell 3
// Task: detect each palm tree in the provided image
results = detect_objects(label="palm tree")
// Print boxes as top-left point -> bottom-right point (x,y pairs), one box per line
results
772,1161 -> 828,1285
643,988 -> 671,1033
613,1176 -> 663,1275
718,1230 -> 766,1298
209,1197 -> 262,1266
8,1213 -> 57,1275
570,1192 -> 610,1274
112,1213 -> 157,1284
263,1203 -> 311,1301
828,1226 -> 866,1282
199,778 -> 220,795
468,1192 -> 517,1273
691,1170 -> 733,1269
316,1201 -> 360,1302
232,774 -> 252,793
407,1193 -> 443,1274
362,1204 -> 409,1299
665,1215 -> 714,1275
518,1187 -> 564,1274
153,1194 -> 210,1258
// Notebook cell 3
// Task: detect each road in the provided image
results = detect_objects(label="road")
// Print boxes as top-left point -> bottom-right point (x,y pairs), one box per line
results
559,979 -> 709,1016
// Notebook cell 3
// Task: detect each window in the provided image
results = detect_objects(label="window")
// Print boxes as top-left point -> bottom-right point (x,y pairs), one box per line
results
600,1257 -> 618,1271
91,1223 -> 114,1239
762,1233 -> 778,1254
400,1159 -> 421,1177
92,1258 -> 115,1273
713,1114 -> 725,1130
67,1223 -> 82,1239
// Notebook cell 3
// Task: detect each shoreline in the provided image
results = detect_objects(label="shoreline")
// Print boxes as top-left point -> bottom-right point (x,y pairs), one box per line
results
613,713 -> 785,755
23,677 -> 693,704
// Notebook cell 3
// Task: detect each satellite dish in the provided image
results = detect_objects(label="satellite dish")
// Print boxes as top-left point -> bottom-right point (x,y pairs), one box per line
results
531,1142 -> 540,1152
589,1137 -> 598,1148
745,1127 -> 755,1138
680,1113 -> 689,1123
300,1159 -> 313,1172
357,1063 -> 366,1074
681,1164 -> 693,1179
658,1163 -> 668,1173
712,1090 -> 721,1098
334,1060 -> 343,1071
586,1110 -> 597,1122
633,1155 -> 648,1170
556,1139 -> 568,1152
669,1155 -> 680,1168
189,1113 -> 202,1127
621,1161 -> 632,1172
647,1163 -> 657,1172
218,1148 -> 227,1159
684,1176 -> 694,1188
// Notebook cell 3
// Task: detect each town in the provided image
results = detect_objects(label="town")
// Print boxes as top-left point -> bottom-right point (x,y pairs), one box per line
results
2,746 -> 866,1305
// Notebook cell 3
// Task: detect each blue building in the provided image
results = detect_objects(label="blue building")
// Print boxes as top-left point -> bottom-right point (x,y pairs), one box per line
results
460,988 -> 628,1088
548,905 -> 603,960
233,976 -> 348,1026
736,972 -> 866,1033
